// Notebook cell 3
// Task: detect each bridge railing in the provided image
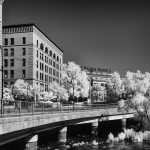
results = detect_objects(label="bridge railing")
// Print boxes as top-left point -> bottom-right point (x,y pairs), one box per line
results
0,100 -> 118,117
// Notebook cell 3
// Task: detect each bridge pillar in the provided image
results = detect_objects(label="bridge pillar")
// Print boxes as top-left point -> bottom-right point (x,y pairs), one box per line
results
122,118 -> 126,131
92,121 -> 99,137
59,127 -> 67,143
25,135 -> 38,150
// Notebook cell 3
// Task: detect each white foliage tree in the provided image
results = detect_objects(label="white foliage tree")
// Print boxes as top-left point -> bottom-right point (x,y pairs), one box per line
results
12,79 -> 34,101
3,87 -> 14,104
124,71 -> 150,130
49,81 -> 69,101
106,71 -> 124,102
62,62 -> 90,101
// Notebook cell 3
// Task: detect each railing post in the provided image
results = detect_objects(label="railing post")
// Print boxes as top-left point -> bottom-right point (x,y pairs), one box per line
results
32,102 -> 34,115
19,101 -> 21,115
1,99 -> 3,115
42,102 -> 44,114
60,103 -> 61,113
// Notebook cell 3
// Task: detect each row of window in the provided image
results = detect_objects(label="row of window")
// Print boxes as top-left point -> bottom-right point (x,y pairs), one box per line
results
4,37 -> 26,45
4,70 -> 26,79
4,81 -> 14,88
36,71 -> 60,81
36,47 -> 61,63
38,82 -> 59,93
37,50 -> 61,64
37,60 -> 60,71
4,58 -> 26,67
4,48 -> 26,56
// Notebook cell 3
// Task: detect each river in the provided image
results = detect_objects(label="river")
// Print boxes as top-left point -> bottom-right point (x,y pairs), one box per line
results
38,136 -> 150,150
38,120 -> 150,150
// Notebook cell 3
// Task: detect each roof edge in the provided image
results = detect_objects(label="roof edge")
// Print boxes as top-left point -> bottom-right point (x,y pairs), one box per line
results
3,23 -> 64,53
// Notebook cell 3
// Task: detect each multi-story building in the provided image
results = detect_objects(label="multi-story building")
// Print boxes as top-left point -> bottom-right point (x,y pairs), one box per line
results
81,66 -> 111,86
82,66 -> 111,100
2,23 -> 63,92
0,0 -> 4,99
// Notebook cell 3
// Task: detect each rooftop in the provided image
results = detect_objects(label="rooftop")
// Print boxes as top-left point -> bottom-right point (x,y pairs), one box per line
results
3,23 -> 63,53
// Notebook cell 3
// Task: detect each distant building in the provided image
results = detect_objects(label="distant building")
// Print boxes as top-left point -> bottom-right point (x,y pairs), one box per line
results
81,66 -> 111,86
0,0 -> 4,99
2,23 -> 63,92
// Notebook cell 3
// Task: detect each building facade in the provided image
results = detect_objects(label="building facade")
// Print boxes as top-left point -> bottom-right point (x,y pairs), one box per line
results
81,66 -> 111,86
0,0 -> 4,99
2,24 -> 63,92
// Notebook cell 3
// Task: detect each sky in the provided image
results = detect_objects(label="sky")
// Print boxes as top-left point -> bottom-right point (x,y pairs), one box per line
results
2,0 -> 150,76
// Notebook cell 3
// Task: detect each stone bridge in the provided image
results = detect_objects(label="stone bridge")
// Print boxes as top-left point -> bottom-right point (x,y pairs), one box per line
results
0,107 -> 134,149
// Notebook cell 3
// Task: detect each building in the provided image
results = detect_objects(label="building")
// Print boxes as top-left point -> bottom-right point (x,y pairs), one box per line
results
0,0 -> 4,99
81,66 -> 111,101
2,23 -> 63,92
81,66 -> 111,87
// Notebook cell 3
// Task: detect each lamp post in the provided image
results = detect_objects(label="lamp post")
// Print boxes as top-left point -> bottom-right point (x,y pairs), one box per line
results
0,0 -> 4,115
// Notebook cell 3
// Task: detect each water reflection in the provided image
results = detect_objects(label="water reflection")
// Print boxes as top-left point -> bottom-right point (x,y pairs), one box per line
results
39,138 -> 150,150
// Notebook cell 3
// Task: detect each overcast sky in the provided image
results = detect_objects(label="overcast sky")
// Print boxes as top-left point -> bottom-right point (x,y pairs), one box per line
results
2,0 -> 150,76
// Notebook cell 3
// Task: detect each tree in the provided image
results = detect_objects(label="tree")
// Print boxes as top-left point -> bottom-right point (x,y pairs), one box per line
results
124,70 -> 150,96
124,71 -> 150,130
106,71 -> 124,102
12,79 -> 34,101
49,81 -> 69,101
62,62 -> 90,102
3,87 -> 14,104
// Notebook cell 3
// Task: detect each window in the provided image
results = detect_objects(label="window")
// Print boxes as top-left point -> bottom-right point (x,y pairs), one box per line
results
50,50 -> 52,57
4,82 -> 8,87
10,70 -> 14,78
22,48 -> 26,56
42,64 -> 44,70
22,70 -> 26,78
57,56 -> 59,62
36,60 -> 38,68
4,38 -> 8,45
10,59 -> 14,67
22,58 -> 26,66
37,50 -> 38,58
45,56 -> 46,63
40,43 -> 44,50
49,68 -> 52,75
10,48 -> 14,56
45,47 -> 48,54
10,82 -> 14,86
42,73 -> 44,81
36,71 -> 38,79
10,38 -> 14,45
4,59 -> 8,67
37,40 -> 38,47
4,49 -> 8,56
23,37 -> 26,44
53,61 -> 55,67
41,54 -> 43,61
40,73 -> 41,80
53,53 -> 56,59
40,62 -> 41,70
4,70 -> 8,78
53,69 -> 55,76
40,53 -> 41,60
